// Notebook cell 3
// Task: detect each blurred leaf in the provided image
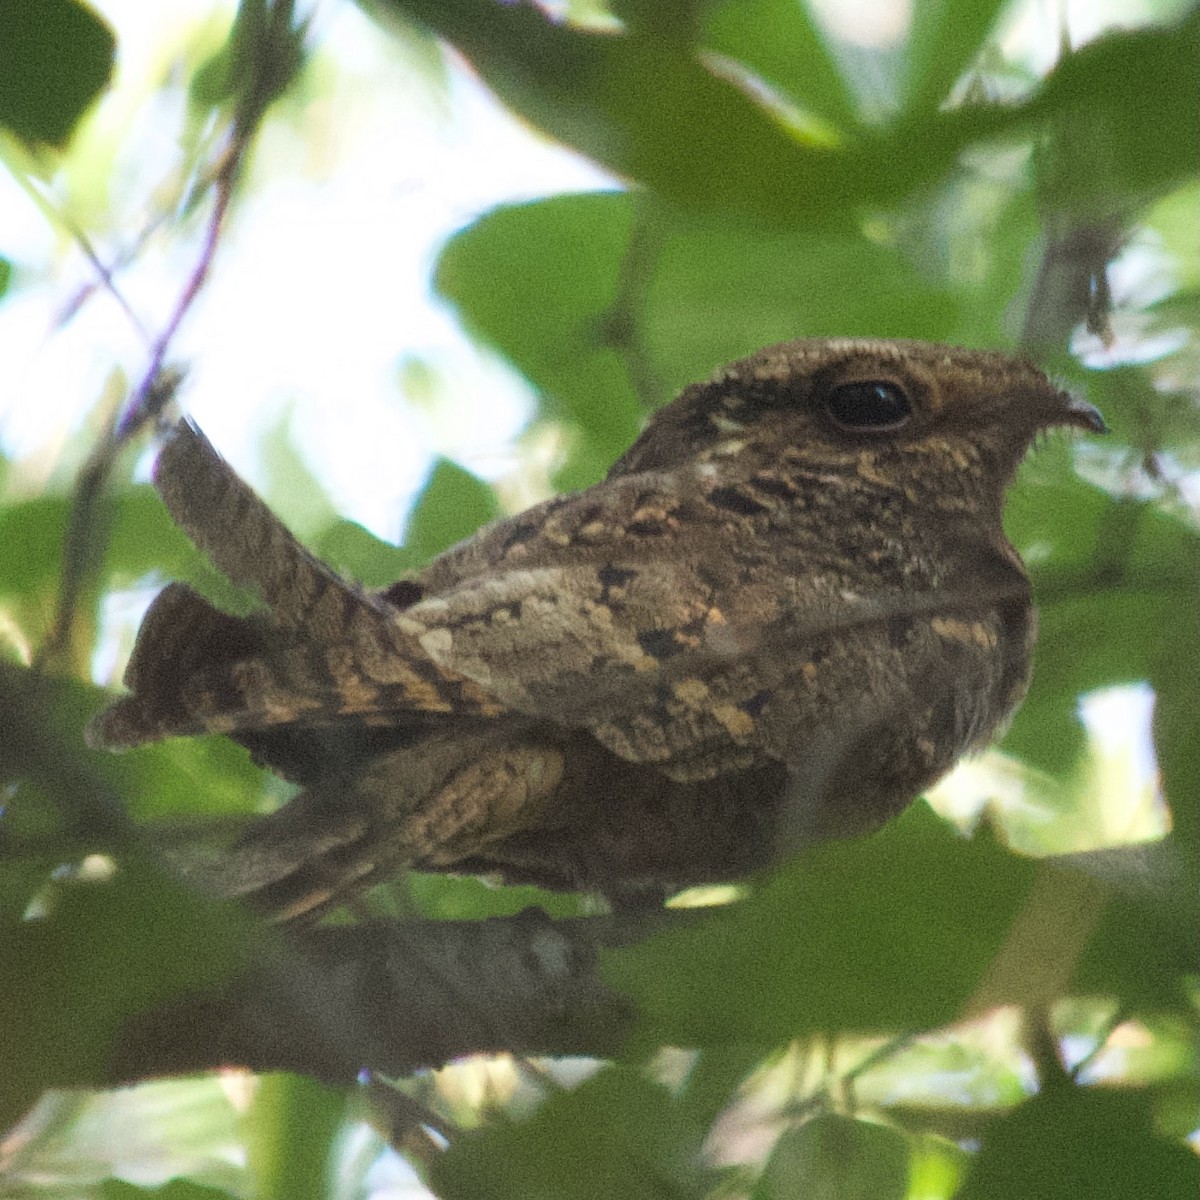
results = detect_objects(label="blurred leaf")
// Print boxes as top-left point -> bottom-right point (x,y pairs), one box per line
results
0,0 -> 115,146
0,856 -> 250,1130
438,193 -> 959,461
404,871 -> 587,920
259,413 -> 340,541
1074,841 -> 1198,1006
1025,7 -> 1200,209
375,1 -> 1197,227
115,731 -> 267,824
247,1073 -> 348,1200
431,1067 -> 710,1200
641,210 -> 960,392
674,1044 -> 771,1132
437,192 -> 643,470
404,457 -> 500,561
1006,483 -> 1200,844
902,0 -> 1008,114
956,1085 -> 1200,1199
1003,471 -> 1200,998
0,254 -> 11,297
10,659 -> 266,826
751,1114 -> 909,1200
375,0 -> 889,225
0,493 -> 69,595
0,663 -> 261,1133
106,486 -> 257,615
609,0 -> 710,37
701,0 -> 860,132
606,803 -> 1196,1048
604,806 -> 1034,1047
314,518 -> 412,587
188,0 -> 308,121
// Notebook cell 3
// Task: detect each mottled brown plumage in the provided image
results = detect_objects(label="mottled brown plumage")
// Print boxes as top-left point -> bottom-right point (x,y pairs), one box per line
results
90,338 -> 1104,919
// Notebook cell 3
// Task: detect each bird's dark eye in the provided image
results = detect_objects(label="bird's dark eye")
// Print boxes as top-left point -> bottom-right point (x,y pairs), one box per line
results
825,380 -> 912,431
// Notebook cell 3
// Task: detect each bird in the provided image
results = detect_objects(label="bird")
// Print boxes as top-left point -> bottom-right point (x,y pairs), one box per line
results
89,338 -> 1105,920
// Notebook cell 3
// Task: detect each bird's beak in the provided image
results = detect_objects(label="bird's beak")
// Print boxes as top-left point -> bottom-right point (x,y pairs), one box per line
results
1057,391 -> 1108,434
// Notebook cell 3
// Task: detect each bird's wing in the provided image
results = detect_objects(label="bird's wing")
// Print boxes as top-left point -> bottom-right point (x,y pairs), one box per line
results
394,543 -> 1030,778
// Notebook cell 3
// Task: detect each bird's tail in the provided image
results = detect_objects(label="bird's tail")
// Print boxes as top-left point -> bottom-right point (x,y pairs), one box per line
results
89,422 -> 506,749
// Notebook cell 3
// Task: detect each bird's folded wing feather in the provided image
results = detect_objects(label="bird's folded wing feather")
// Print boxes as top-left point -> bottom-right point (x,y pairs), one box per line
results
393,549 -> 1029,771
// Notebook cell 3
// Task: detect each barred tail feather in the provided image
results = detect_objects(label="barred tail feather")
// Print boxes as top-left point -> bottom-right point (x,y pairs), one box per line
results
154,421 -> 383,639
87,583 -> 265,748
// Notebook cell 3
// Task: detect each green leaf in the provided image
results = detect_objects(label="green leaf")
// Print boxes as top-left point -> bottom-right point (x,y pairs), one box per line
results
902,0 -> 1008,114
751,1114 -> 909,1200
404,871 -> 587,920
1029,8 -> 1200,204
0,857 -> 250,1130
1074,841 -> 1198,1007
431,1067 -> 710,1200
607,800 -> 1196,1048
1006,480 -> 1200,842
403,457 -> 500,562
314,518 -> 412,588
956,1085 -> 1200,1199
438,193 -> 958,464
0,0 -> 115,146
377,0 -> 884,225
258,413 -> 340,540
641,211 -> 960,393
188,0 -> 308,120
247,1073 -> 348,1200
604,806 -> 1036,1047
0,494 -> 69,595
436,192 -> 644,470
701,0 -> 860,132
377,1 -> 1198,227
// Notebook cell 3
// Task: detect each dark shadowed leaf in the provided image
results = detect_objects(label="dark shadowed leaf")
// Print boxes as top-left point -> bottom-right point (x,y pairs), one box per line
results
955,1085 -> 1200,1199
606,801 -> 1196,1047
374,1 -> 1197,224
372,0 -> 880,226
604,806 -> 1035,1047
0,0 -> 115,145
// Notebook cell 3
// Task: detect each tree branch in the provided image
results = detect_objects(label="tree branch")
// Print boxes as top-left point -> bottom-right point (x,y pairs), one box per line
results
105,908 -> 687,1087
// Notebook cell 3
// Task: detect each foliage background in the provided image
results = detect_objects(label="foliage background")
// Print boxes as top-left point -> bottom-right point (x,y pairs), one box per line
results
1,0 -> 1197,1197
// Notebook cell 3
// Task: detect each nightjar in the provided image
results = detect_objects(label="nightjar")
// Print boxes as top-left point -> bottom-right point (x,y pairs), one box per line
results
90,338 -> 1104,918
